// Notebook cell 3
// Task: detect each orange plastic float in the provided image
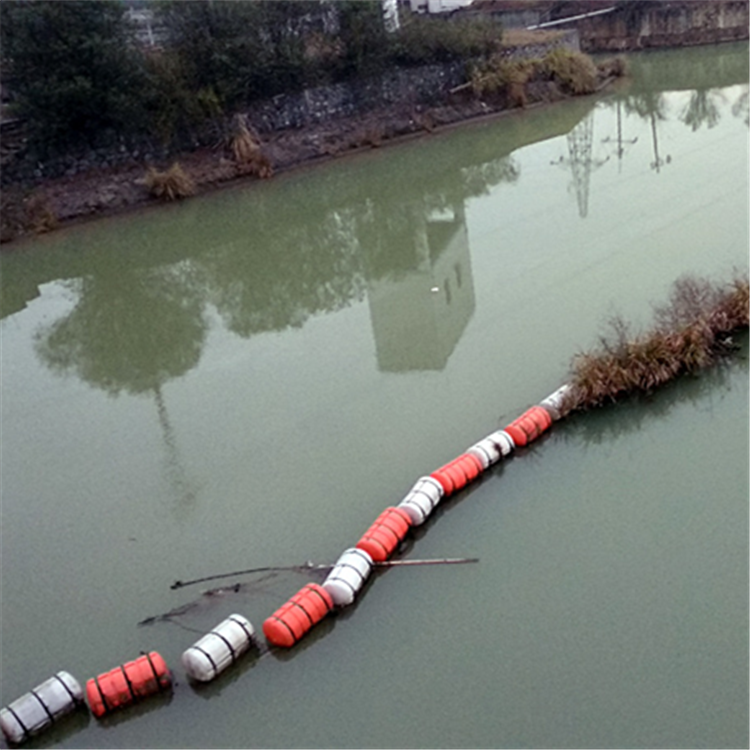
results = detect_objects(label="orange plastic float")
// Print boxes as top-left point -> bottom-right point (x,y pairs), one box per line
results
504,406 -> 552,447
86,652 -> 171,718
355,507 -> 412,562
262,583 -> 334,648
431,452 -> 484,496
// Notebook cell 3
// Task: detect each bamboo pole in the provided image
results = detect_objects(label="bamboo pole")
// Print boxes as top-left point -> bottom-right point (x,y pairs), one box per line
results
170,557 -> 478,590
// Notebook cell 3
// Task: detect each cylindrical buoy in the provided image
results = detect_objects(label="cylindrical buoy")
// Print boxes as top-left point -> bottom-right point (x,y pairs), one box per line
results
0,671 -> 84,745
539,384 -> 571,420
322,548 -> 374,606
431,453 -> 484,496
467,438 -> 502,469
355,507 -> 412,562
263,583 -> 334,648
181,614 -> 255,683
530,405 -> 552,429
397,476 -> 444,525
503,423 -> 528,446
486,430 -> 515,456
86,652 -> 171,718
504,406 -> 552,447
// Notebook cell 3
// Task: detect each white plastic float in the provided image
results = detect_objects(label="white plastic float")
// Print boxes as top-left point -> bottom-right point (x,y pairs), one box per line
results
486,429 -> 515,456
466,437 -> 503,468
539,384 -> 572,421
181,614 -> 255,683
0,671 -> 84,745
397,476 -> 445,525
322,547 -> 374,606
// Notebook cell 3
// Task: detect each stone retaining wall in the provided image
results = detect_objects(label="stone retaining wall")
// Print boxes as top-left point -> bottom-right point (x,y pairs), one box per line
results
0,34 -> 578,188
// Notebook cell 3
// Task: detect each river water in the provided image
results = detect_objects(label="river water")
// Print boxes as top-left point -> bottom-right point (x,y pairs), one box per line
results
1,43 -> 748,749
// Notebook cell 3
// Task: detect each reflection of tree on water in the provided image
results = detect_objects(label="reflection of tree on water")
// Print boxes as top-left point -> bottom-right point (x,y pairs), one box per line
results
34,264 -> 206,514
202,208 -> 366,338
460,156 -> 519,201
624,41 -> 749,99
731,85 -> 749,126
680,88 -> 724,131
600,100 -> 638,173
622,92 -> 671,173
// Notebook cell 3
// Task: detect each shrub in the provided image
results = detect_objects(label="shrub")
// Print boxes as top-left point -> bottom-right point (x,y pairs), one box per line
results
0,1 -> 147,153
470,57 -> 538,98
156,1 -> 319,108
597,55 -> 629,79
144,162 -> 195,201
391,16 -> 502,67
541,48 -> 599,95
141,49 -> 223,144
336,1 -> 390,78
566,274 -> 750,410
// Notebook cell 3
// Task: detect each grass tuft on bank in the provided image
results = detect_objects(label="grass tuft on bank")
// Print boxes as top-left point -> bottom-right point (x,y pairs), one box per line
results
143,163 -> 195,201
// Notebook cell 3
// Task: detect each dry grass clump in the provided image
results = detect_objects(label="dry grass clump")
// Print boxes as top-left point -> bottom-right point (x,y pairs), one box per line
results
470,57 -> 539,108
357,124 -> 385,148
228,115 -> 273,179
144,162 -> 195,201
0,189 -> 58,240
27,194 -> 58,233
566,274 -> 749,411
470,48 -> 625,105
541,48 -> 598,95
596,55 -> 629,80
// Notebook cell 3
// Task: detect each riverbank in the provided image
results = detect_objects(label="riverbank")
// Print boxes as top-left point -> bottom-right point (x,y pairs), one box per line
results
0,45 -> 621,247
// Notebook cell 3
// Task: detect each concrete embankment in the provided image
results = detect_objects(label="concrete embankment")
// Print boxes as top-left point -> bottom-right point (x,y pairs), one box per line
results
462,0 -> 749,52
573,0 -> 749,52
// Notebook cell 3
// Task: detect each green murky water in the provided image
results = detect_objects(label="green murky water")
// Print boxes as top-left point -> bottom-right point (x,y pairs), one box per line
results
1,42 -> 748,749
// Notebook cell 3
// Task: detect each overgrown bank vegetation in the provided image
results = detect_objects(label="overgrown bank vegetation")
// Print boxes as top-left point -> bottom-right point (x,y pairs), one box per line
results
565,274 -> 750,412
0,0 -> 505,155
467,48 -> 626,109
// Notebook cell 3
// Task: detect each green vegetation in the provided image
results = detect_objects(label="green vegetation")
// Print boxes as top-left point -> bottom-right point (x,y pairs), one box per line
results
566,274 -> 750,411
0,1 -> 146,154
1,0 -> 505,156
390,16 -> 502,66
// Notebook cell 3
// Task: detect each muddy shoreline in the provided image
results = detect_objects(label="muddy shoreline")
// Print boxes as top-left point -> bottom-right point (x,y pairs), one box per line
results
1,75 -> 615,247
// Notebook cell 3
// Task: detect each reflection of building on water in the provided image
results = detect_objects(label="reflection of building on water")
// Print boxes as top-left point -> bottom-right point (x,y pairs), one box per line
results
367,202 -> 474,372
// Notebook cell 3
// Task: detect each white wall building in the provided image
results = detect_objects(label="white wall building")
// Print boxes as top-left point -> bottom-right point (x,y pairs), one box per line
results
407,0 -> 475,14
383,0 -> 401,30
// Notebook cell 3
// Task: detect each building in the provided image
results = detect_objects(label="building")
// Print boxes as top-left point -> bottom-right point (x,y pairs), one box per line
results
405,0 -> 476,15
